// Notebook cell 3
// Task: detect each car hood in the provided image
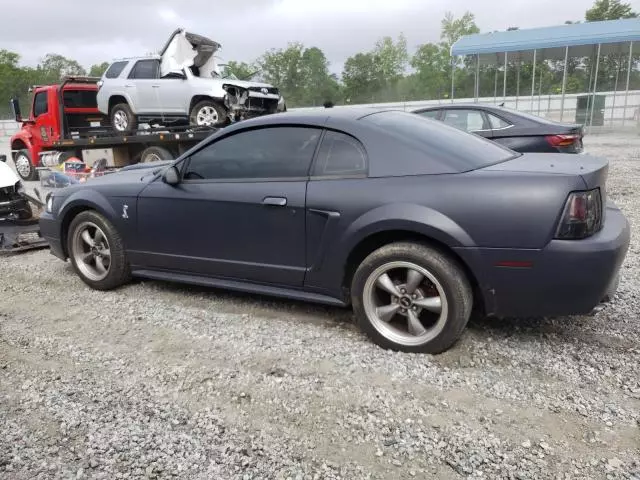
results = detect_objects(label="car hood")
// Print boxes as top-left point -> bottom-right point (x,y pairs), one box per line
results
81,163 -> 166,186
188,75 -> 277,90
0,161 -> 20,188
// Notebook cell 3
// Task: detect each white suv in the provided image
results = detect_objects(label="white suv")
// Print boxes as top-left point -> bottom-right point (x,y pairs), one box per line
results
96,29 -> 286,133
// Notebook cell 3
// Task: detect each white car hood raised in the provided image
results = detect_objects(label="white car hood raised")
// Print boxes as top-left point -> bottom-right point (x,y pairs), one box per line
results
160,28 -> 222,78
0,161 -> 19,188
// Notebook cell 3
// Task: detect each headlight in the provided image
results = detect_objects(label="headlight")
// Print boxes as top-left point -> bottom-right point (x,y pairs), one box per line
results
46,193 -> 54,213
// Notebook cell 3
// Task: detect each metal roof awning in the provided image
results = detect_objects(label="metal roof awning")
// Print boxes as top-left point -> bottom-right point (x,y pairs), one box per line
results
451,18 -> 640,63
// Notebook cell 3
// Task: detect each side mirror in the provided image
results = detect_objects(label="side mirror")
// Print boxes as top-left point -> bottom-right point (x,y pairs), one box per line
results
10,98 -> 22,122
0,154 -> 6,163
163,166 -> 180,185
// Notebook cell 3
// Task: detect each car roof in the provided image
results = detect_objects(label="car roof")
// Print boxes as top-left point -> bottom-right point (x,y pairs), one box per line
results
193,107 -> 518,179
414,103 -> 508,112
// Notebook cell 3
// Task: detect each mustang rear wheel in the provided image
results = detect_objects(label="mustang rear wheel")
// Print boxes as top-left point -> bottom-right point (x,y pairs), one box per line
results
351,242 -> 473,354
67,210 -> 131,290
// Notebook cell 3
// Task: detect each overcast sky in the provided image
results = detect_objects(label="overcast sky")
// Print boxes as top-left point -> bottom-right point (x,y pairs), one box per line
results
2,0 -> 639,74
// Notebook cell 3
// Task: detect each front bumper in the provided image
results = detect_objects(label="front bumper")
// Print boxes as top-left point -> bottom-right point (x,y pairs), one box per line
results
456,200 -> 630,318
38,211 -> 66,260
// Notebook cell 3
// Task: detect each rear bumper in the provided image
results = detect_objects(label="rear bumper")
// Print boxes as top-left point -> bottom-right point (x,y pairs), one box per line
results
456,201 -> 630,318
38,212 -> 66,260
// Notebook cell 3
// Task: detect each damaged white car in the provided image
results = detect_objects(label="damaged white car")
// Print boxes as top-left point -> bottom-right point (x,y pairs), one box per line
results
0,155 -> 47,252
96,29 -> 286,133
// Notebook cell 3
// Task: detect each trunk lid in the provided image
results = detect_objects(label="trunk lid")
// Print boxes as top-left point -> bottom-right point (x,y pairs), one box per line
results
483,152 -> 608,190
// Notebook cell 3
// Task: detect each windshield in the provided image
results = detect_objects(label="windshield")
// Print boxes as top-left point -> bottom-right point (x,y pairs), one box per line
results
363,110 -> 520,172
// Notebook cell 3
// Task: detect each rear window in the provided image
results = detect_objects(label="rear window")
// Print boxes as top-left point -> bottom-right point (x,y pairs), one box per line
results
105,61 -> 128,79
363,110 -> 518,172
62,90 -> 97,108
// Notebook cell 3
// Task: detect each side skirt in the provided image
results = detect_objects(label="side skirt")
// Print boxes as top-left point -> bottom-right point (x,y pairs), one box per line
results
131,268 -> 348,308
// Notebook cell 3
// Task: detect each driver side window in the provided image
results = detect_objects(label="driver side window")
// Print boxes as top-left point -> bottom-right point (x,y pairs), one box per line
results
183,126 -> 322,181
33,92 -> 48,117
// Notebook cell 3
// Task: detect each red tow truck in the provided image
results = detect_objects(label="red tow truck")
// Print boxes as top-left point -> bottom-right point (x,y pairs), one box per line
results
9,76 -> 218,181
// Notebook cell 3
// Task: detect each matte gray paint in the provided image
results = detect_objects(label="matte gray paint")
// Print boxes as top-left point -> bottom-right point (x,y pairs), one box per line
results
39,108 -> 630,319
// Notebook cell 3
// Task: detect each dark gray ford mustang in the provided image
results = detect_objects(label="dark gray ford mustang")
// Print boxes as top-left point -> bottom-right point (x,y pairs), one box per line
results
39,108 -> 630,354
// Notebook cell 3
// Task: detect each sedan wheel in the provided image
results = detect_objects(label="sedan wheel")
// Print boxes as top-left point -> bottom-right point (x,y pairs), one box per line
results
363,261 -> 449,347
67,210 -> 131,290
351,242 -> 473,354
72,221 -> 112,282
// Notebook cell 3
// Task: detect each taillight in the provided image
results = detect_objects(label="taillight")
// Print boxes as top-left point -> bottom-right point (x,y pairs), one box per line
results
555,188 -> 603,239
546,134 -> 579,147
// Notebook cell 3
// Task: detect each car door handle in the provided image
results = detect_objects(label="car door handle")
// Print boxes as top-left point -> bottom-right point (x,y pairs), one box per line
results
124,84 -> 134,88
152,85 -> 160,88
262,196 -> 287,206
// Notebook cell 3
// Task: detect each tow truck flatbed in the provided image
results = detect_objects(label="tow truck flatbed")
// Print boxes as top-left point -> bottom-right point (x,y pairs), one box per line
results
51,124 -> 219,149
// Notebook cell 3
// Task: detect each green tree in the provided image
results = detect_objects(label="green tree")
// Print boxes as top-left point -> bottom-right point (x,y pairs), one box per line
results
88,62 -> 110,77
38,53 -> 86,82
585,0 -> 637,21
410,43 -> 449,99
223,60 -> 257,80
257,43 -> 339,106
341,52 -> 381,103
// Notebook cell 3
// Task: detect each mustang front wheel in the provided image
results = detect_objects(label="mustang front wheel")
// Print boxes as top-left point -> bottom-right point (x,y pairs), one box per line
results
351,242 -> 473,354
67,210 -> 131,290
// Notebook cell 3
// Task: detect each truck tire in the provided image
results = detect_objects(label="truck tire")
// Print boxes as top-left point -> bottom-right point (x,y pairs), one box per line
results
13,149 -> 37,181
189,100 -> 227,128
140,146 -> 174,163
110,103 -> 137,135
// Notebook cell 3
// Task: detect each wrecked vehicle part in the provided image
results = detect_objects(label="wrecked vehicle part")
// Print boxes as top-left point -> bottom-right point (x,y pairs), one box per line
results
160,28 -> 223,79
222,84 -> 281,121
161,28 -> 283,121
0,161 -> 48,252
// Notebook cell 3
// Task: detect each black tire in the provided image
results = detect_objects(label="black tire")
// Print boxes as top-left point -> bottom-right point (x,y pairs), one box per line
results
140,146 -> 174,163
110,102 -> 137,134
351,242 -> 473,354
67,210 -> 131,291
189,100 -> 228,128
13,149 -> 37,181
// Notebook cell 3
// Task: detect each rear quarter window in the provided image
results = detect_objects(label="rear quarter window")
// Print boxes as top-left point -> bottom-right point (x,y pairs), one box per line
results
104,61 -> 128,79
362,110 -> 518,173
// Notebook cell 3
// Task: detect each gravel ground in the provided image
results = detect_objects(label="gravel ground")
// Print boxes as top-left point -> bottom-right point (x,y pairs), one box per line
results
1,133 -> 639,480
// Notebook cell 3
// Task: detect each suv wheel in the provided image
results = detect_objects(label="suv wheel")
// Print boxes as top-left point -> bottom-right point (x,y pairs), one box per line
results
189,100 -> 227,128
351,242 -> 473,354
110,103 -> 137,134
67,210 -> 131,290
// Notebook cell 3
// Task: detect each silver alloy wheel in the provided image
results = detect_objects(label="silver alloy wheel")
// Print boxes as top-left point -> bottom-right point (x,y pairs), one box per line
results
71,221 -> 111,282
14,153 -> 31,179
196,105 -> 219,126
362,261 -> 449,347
113,110 -> 129,131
